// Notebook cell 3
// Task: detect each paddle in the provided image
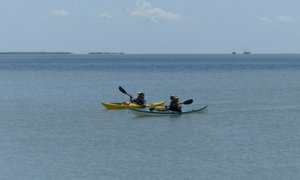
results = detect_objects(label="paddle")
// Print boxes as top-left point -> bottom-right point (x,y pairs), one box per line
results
180,99 -> 193,105
119,86 -> 133,99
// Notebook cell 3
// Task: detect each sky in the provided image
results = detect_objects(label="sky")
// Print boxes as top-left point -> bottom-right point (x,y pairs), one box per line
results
0,0 -> 299,54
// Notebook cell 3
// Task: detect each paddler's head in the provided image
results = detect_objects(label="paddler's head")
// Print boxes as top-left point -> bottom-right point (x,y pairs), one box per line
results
170,95 -> 178,101
137,91 -> 144,97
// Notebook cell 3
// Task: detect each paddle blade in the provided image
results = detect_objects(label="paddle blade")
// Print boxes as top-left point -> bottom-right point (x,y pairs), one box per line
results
119,86 -> 127,94
182,99 -> 193,105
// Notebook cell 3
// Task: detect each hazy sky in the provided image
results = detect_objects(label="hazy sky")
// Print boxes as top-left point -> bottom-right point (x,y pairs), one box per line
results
0,0 -> 299,54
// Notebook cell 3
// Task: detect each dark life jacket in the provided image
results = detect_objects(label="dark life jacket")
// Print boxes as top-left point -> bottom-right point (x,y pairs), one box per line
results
169,100 -> 182,112
132,97 -> 146,105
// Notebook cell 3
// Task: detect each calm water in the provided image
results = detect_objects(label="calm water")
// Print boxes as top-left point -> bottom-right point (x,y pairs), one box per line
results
1,54 -> 300,179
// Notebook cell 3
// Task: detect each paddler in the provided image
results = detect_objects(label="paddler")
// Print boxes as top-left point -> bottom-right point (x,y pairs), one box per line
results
130,91 -> 146,107
168,95 -> 182,112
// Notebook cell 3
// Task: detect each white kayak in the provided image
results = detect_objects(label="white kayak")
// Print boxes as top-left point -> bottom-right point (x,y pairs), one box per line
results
129,106 -> 208,117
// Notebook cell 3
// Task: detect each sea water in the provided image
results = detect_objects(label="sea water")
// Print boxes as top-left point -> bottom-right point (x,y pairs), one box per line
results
0,54 -> 300,179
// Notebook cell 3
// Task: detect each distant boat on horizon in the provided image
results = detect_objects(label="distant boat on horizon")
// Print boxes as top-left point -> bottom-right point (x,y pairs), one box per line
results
88,52 -> 125,55
243,50 -> 251,54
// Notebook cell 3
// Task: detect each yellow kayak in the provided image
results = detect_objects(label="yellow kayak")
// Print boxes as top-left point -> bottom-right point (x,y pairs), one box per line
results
101,101 -> 165,110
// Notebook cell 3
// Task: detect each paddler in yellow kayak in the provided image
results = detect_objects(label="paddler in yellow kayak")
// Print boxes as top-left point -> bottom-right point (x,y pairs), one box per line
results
130,91 -> 146,107
101,86 -> 165,109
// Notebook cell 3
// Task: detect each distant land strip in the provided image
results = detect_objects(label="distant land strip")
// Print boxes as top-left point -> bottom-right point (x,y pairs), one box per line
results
0,52 -> 125,55
0,52 -> 73,54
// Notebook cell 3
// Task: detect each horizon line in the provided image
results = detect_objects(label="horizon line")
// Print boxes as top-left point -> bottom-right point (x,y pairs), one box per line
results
0,52 -> 300,55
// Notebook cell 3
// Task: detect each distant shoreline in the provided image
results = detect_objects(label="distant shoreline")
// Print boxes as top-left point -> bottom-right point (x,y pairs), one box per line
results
0,52 -> 73,54
0,52 -> 125,55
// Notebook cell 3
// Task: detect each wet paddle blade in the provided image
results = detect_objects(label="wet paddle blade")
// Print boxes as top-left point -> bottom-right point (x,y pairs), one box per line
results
182,99 -> 193,105
119,86 -> 127,94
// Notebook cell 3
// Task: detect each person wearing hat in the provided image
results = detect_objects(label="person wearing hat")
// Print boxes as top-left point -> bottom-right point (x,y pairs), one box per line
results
168,95 -> 182,112
130,91 -> 146,106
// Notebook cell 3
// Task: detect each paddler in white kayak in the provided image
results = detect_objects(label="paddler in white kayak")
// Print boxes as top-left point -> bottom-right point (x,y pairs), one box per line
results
150,95 -> 182,112
168,95 -> 182,112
